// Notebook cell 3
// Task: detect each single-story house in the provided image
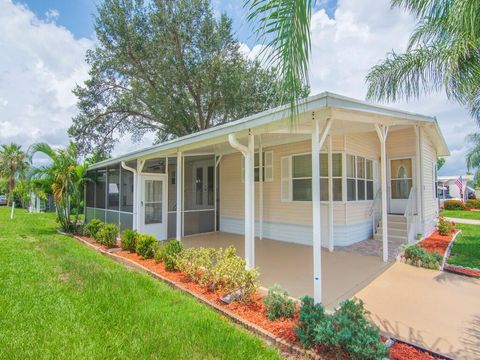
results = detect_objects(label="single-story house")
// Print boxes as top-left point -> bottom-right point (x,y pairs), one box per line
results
85,92 -> 449,305
437,175 -> 473,201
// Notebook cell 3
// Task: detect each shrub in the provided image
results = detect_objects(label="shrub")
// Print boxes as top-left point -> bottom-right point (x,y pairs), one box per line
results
295,296 -> 325,349
155,239 -> 184,271
403,244 -> 443,269
84,218 -> 104,238
443,199 -> 465,210
437,216 -> 454,236
121,229 -> 138,252
136,234 -> 158,259
176,246 -> 218,283
466,199 -> 480,209
96,223 -> 119,247
314,299 -> 389,360
263,284 -> 296,321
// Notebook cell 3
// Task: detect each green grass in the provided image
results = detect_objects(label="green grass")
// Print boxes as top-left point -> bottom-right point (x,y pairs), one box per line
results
448,224 -> 480,269
440,209 -> 480,220
0,208 -> 280,359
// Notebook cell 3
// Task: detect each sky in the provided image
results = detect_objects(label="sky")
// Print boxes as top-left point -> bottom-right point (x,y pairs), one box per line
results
0,0 -> 475,175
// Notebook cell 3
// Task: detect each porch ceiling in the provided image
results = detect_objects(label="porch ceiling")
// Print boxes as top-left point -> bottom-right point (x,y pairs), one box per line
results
181,232 -> 391,310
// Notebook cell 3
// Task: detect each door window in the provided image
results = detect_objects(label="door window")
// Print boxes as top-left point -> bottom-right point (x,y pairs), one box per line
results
390,159 -> 412,199
144,179 -> 163,224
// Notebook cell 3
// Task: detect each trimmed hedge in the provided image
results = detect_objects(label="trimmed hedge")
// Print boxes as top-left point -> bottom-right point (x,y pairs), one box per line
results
136,234 -> 158,259
443,199 -> 465,210
121,229 -> 138,252
84,219 -> 104,238
96,223 -> 119,248
263,284 -> 295,321
154,239 -> 184,271
466,199 -> 480,209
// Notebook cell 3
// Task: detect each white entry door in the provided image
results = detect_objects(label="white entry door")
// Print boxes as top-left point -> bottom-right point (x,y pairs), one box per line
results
140,175 -> 167,240
389,158 -> 414,214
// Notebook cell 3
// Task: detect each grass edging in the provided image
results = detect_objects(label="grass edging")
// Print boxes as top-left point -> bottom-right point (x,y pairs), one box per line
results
63,231 -> 319,359
440,230 -> 462,271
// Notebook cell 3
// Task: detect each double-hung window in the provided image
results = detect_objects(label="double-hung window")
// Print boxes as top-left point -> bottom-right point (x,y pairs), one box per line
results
347,154 -> 374,201
241,151 -> 273,182
282,153 -> 343,202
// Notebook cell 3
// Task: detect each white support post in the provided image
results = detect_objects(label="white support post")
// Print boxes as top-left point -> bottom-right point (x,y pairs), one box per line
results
312,114 -> 332,304
176,151 -> 183,240
375,124 -> 389,262
259,137 -> 264,240
327,135 -> 334,252
415,125 -> 422,237
245,133 -> 255,268
136,159 -> 145,233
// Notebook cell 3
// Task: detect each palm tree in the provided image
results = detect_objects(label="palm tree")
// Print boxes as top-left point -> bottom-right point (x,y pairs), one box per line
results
366,0 -> 480,122
29,142 -> 83,231
245,0 -> 313,117
466,133 -> 480,186
0,143 -> 29,206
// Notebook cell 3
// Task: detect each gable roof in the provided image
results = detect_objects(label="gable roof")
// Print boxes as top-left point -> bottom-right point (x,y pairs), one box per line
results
88,91 -> 450,170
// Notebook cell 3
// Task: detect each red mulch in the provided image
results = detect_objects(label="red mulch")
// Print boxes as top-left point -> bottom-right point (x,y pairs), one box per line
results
389,341 -> 438,360
444,264 -> 480,277
78,236 -> 446,359
419,230 -> 457,256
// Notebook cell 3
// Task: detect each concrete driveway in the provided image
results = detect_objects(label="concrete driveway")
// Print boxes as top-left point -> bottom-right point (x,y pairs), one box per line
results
355,263 -> 480,359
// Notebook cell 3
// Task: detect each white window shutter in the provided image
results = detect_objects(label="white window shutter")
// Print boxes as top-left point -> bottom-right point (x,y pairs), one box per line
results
281,156 -> 291,201
264,151 -> 273,182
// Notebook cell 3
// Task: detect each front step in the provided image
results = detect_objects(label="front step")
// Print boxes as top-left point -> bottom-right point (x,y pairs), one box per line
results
374,214 -> 408,242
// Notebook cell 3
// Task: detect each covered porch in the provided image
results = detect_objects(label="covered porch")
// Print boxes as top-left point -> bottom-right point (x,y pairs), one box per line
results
182,231 -> 395,310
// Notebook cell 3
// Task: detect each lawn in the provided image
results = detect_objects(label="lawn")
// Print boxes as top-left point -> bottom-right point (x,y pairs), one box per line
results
441,209 -> 480,220
0,207 -> 280,359
448,224 -> 480,269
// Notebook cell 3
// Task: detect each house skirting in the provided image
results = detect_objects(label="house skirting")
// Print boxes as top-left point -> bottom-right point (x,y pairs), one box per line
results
219,216 -> 372,247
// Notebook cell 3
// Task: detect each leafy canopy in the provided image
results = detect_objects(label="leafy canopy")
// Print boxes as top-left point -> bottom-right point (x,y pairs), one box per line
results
70,0 -> 300,155
366,0 -> 480,123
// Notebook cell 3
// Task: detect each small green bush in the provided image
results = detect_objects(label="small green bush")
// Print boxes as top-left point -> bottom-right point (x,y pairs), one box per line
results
96,223 -> 119,248
121,229 -> 138,252
437,216 -> 454,236
263,284 -> 296,321
314,299 -> 389,360
466,199 -> 480,209
176,246 -> 218,283
295,296 -> 325,349
155,239 -> 184,271
84,219 -> 104,238
443,199 -> 465,210
136,234 -> 158,259
403,244 -> 443,270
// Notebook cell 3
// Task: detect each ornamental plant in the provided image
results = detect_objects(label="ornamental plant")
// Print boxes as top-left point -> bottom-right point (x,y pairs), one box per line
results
466,199 -> 480,209
84,218 -> 104,238
402,244 -> 442,270
263,284 -> 296,321
136,234 -> 158,259
155,239 -> 183,271
443,199 -> 465,210
96,223 -> 119,248
120,229 -> 138,252
314,299 -> 389,360
176,247 -> 219,284
437,216 -> 454,236
294,296 -> 325,349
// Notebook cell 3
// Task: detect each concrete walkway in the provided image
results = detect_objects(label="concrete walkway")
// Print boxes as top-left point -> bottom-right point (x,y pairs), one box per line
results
445,217 -> 480,225
355,263 -> 480,359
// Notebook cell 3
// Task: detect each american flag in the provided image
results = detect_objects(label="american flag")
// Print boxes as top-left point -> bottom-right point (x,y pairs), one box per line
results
455,176 -> 463,197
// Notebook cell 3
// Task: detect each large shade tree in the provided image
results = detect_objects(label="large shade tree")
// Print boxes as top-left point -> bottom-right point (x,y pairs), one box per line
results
366,0 -> 480,122
70,0 -> 306,155
0,143 -> 29,206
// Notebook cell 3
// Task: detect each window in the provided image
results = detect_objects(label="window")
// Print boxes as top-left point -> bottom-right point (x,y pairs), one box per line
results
95,169 -> 106,209
107,165 -> 120,210
281,153 -> 343,202
390,158 -> 413,199
120,166 -> 134,213
347,155 -> 374,202
241,151 -> 273,182
86,171 -> 95,208
142,158 -> 166,174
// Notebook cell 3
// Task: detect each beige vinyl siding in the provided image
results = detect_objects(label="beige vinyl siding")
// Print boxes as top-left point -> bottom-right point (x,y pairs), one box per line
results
387,127 -> 416,158
345,132 -> 379,159
422,131 -> 438,233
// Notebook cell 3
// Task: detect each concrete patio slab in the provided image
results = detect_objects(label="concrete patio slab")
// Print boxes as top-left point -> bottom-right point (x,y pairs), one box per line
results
355,262 -> 480,359
182,232 -> 392,310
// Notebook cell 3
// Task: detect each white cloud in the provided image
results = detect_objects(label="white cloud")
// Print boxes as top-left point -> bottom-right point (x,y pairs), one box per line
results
45,8 -> 59,22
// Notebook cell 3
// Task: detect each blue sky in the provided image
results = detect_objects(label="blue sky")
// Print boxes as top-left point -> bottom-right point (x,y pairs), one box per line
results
1,0 -> 475,175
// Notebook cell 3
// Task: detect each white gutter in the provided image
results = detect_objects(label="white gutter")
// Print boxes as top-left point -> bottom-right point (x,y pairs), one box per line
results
228,133 -> 248,156
121,161 -> 137,231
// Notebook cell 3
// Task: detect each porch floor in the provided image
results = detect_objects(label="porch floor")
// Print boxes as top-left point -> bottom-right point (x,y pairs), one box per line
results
341,238 -> 405,260
182,232 -> 393,310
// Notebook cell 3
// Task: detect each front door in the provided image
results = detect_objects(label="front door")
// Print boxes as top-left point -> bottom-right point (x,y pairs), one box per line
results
389,158 -> 413,214
140,175 -> 167,240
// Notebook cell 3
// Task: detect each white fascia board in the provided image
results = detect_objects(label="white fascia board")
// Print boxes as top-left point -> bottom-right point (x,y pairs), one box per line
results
88,91 -> 446,170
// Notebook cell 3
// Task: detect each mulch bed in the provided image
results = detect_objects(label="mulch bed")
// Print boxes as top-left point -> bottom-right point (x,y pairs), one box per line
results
72,234 -> 449,360
419,230 -> 457,256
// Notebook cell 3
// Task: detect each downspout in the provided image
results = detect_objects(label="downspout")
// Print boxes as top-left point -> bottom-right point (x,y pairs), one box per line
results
228,133 -> 248,156
121,161 -> 137,231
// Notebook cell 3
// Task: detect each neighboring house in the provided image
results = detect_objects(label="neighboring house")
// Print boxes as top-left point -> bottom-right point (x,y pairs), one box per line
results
29,193 -> 54,213
437,175 -> 473,201
85,92 -> 449,303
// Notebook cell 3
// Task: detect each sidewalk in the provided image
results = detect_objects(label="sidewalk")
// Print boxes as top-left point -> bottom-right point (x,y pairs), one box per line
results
355,262 -> 480,359
444,217 -> 480,225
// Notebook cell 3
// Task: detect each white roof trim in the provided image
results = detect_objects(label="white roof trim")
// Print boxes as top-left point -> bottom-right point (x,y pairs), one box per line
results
88,91 -> 449,170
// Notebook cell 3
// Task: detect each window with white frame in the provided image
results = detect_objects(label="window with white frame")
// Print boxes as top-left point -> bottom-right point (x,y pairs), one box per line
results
241,151 -> 273,182
281,153 -> 343,202
347,155 -> 374,201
